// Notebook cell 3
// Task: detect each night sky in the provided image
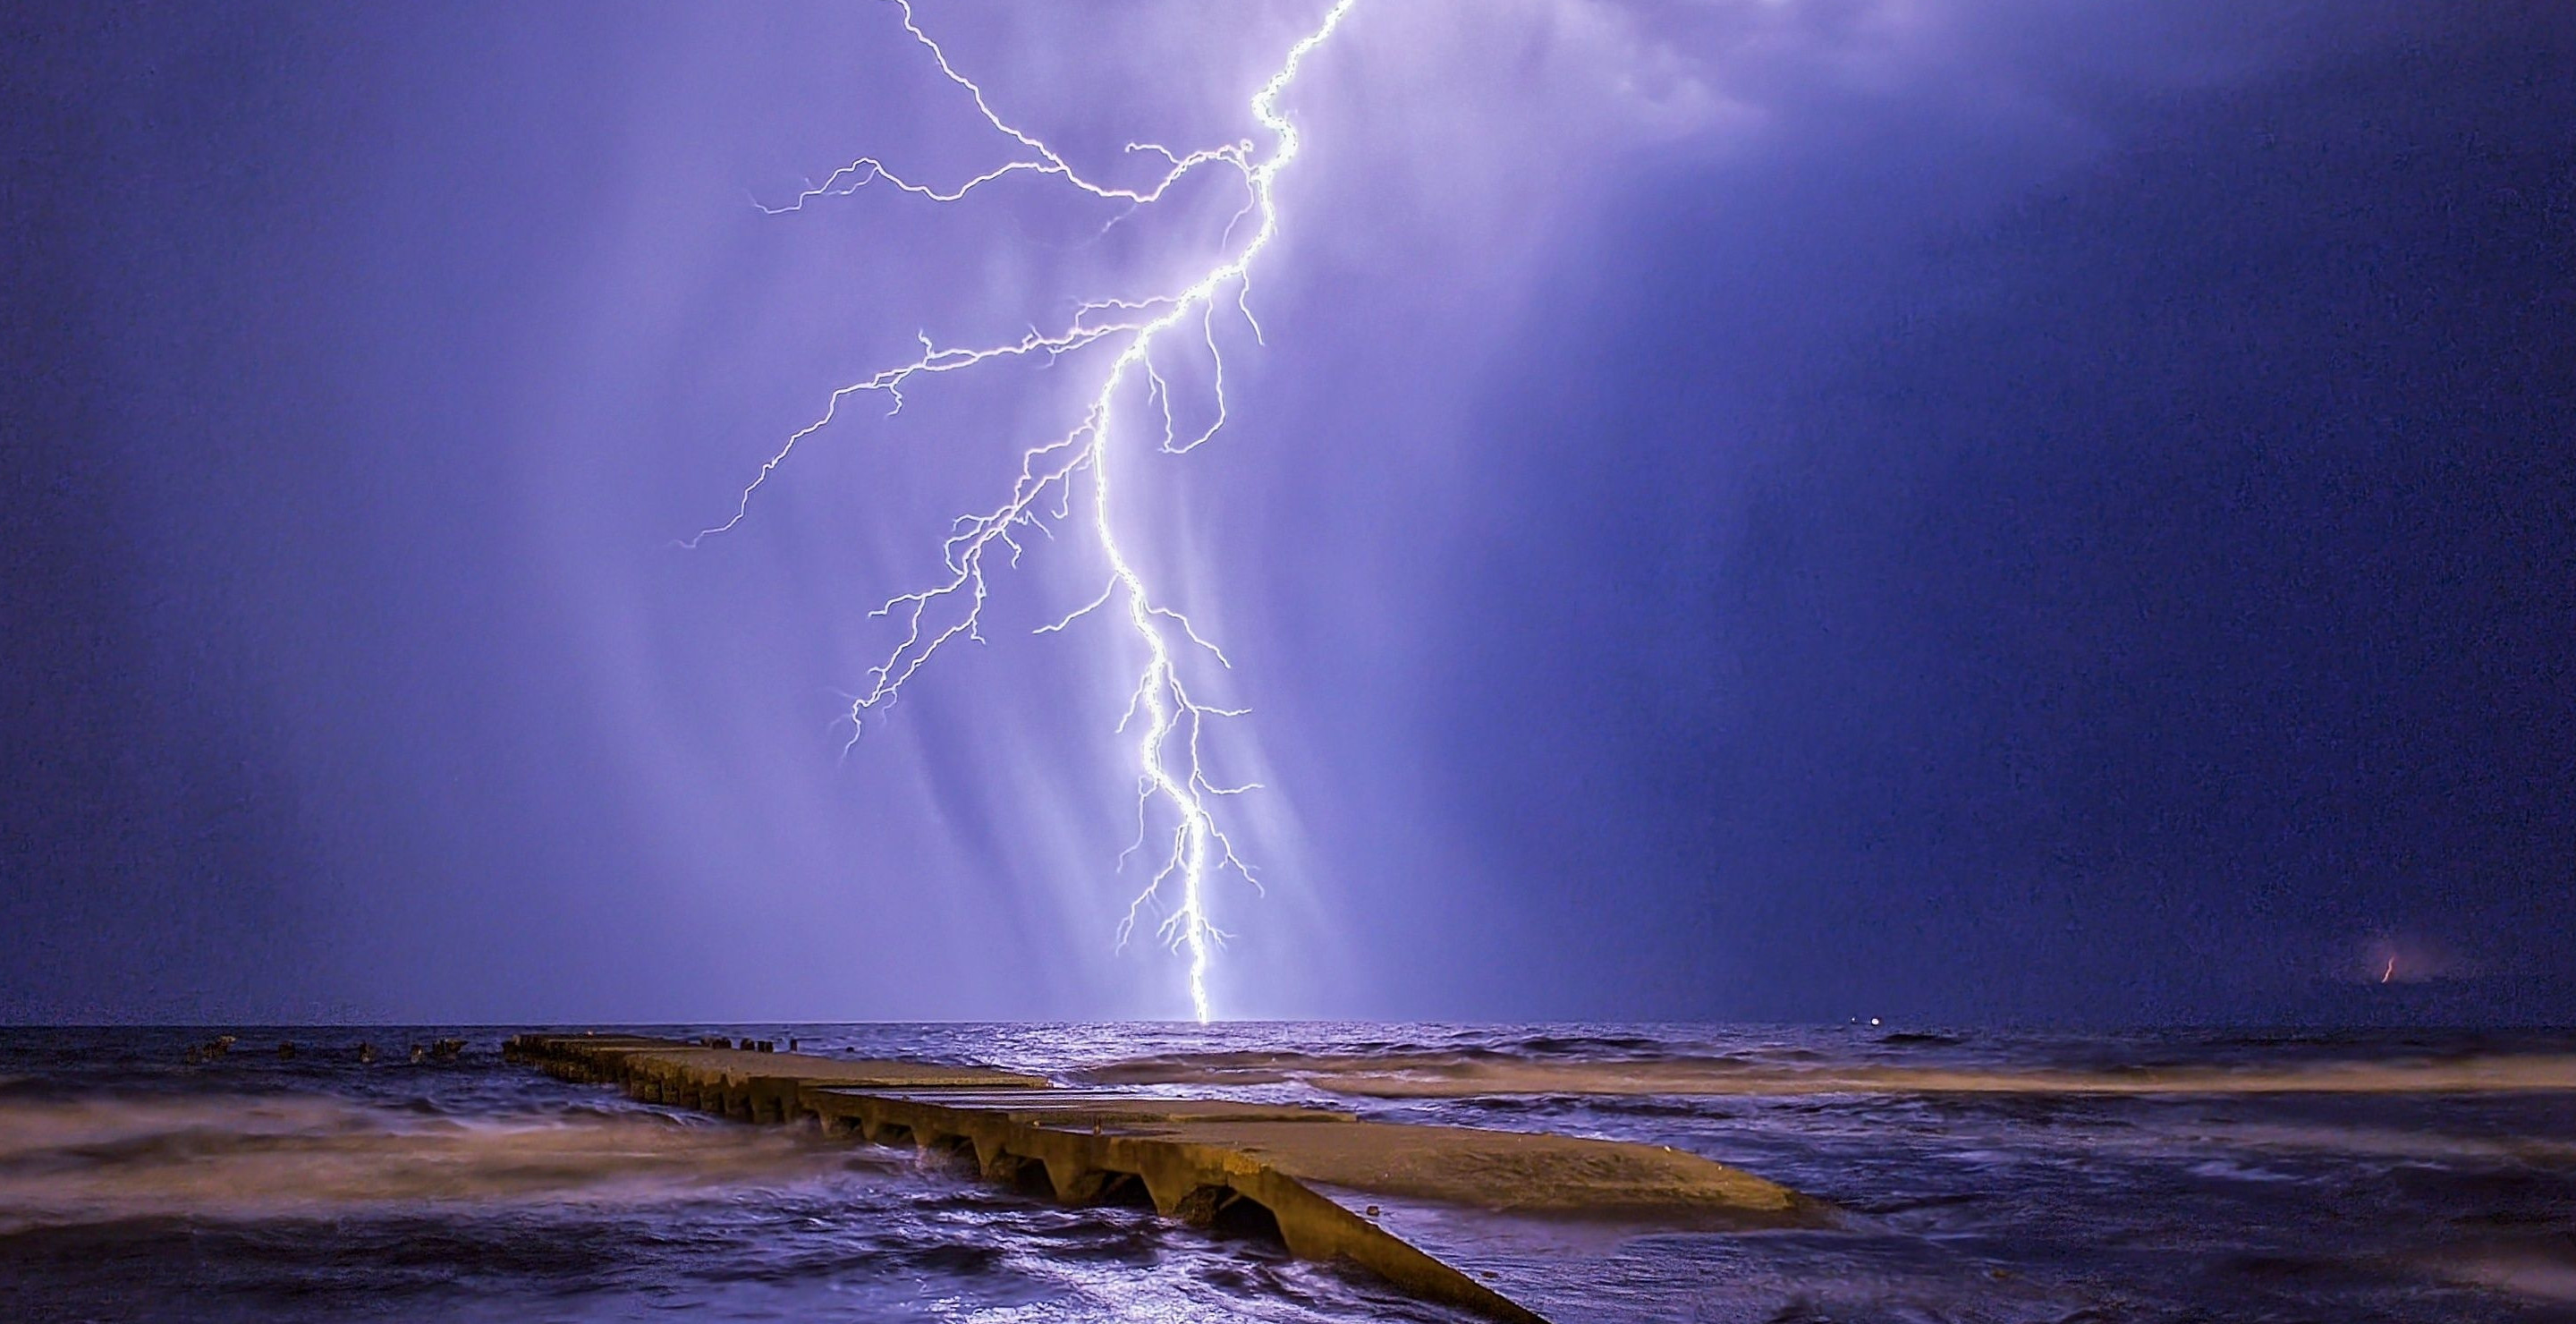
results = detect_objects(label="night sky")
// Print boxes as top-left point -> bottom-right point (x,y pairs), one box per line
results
4,1 -> 2570,1024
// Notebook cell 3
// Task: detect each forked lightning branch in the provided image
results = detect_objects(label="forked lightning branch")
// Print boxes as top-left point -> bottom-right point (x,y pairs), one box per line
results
690,1 -> 1360,1022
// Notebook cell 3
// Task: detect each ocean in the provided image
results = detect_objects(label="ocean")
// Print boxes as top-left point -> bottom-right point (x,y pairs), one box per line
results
4,1023 -> 2572,1322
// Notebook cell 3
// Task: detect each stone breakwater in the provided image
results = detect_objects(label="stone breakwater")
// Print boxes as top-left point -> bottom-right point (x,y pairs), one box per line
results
505,1032 -> 1826,1322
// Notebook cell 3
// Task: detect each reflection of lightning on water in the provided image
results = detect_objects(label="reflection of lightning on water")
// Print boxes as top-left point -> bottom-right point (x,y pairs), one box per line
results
691,0 -> 1360,1022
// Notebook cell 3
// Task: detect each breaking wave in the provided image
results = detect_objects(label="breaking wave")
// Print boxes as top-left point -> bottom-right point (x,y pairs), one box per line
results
0,1093 -> 864,1232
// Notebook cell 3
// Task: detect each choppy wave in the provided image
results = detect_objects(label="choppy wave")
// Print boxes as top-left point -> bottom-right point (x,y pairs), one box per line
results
0,1093 -> 865,1232
2443,1252 -> 2576,1303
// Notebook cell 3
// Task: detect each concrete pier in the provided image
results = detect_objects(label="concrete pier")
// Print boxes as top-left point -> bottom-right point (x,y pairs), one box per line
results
505,1032 -> 1824,1322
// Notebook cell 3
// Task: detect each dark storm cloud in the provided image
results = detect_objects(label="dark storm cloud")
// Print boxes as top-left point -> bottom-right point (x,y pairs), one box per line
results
1419,2 -> 2573,1021
2,1 -> 2565,1022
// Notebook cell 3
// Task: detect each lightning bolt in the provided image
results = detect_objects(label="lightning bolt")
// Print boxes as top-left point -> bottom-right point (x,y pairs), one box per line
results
693,1 -> 1359,1023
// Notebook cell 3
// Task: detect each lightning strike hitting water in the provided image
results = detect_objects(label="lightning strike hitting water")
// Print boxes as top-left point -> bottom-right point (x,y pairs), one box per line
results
695,1 -> 1359,1023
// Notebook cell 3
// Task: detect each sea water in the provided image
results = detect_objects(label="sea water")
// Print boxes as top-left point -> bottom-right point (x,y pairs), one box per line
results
4,1023 -> 2572,1322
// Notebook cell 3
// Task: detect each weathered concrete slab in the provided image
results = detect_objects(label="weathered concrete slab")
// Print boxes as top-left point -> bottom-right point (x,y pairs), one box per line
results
504,1031 -> 1825,1324
1123,1118 -> 1813,1226
816,1087 -> 1359,1126
525,1036 -> 1045,1091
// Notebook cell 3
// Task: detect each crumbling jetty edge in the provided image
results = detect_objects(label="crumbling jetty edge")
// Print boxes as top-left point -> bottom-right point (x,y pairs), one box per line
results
505,1032 -> 1823,1322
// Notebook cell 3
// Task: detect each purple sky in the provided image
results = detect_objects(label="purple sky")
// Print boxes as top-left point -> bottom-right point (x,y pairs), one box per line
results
5,1 -> 2570,1023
